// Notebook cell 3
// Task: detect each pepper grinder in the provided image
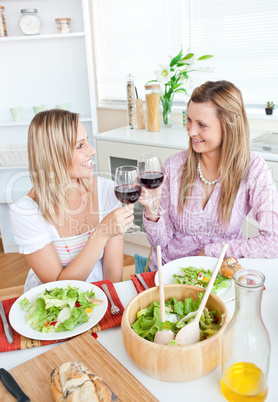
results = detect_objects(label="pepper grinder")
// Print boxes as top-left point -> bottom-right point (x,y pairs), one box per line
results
126,74 -> 136,129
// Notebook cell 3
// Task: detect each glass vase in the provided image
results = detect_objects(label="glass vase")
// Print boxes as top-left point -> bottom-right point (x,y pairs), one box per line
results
221,269 -> 270,401
161,94 -> 174,127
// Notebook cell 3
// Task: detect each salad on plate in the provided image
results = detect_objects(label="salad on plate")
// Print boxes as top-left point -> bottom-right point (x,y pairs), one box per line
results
19,284 -> 103,333
172,265 -> 231,294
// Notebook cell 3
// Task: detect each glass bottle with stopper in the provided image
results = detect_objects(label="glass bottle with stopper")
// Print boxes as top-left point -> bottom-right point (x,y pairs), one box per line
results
221,269 -> 270,402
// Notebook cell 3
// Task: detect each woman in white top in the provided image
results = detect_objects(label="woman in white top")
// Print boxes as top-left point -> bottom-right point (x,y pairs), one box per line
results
10,109 -> 134,291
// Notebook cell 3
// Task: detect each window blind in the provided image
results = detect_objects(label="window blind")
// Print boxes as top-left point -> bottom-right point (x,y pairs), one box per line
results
92,0 -> 278,106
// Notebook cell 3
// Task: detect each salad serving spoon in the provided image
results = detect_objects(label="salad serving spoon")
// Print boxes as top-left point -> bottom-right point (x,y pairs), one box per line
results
175,243 -> 228,346
154,245 -> 175,345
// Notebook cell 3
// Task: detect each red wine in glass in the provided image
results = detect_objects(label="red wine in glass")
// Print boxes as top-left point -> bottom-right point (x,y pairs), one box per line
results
139,171 -> 164,190
115,184 -> 142,204
137,154 -> 165,218
114,166 -> 142,233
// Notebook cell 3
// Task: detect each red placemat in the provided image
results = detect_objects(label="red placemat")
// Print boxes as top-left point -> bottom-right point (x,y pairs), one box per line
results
0,280 -> 124,353
131,271 -> 156,293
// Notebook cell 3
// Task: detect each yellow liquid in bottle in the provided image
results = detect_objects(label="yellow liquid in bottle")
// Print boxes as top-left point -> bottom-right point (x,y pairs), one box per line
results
221,362 -> 268,402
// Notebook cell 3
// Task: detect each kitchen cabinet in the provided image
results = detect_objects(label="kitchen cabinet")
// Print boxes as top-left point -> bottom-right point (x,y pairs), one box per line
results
0,0 -> 98,252
95,126 -> 278,256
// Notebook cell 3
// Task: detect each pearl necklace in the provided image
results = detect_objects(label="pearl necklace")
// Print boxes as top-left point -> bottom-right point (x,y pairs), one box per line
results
198,158 -> 218,185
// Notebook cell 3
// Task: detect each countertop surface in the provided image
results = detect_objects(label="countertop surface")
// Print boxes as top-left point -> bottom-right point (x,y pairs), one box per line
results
95,125 -> 278,162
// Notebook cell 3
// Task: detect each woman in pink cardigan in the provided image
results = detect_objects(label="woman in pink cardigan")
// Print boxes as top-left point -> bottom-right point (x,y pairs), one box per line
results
139,80 -> 278,271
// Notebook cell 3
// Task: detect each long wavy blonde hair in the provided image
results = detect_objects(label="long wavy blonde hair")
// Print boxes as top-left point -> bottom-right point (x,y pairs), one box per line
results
28,109 -> 89,225
178,80 -> 250,225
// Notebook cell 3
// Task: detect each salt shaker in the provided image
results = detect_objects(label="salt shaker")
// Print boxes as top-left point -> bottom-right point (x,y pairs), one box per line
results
126,74 -> 136,129
221,269 -> 270,401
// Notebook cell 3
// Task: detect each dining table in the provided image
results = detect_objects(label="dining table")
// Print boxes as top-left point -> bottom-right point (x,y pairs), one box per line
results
1,258 -> 278,401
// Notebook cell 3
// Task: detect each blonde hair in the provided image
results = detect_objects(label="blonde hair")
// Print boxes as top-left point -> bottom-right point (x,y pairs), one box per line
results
178,80 -> 250,225
28,109 -> 89,225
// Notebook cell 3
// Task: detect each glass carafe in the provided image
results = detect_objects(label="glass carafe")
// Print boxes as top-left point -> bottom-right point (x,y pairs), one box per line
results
221,269 -> 270,401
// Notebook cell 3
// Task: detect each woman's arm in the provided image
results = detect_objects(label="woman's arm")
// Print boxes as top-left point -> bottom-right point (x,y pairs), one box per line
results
102,235 -> 124,282
205,156 -> 278,259
22,205 -> 133,283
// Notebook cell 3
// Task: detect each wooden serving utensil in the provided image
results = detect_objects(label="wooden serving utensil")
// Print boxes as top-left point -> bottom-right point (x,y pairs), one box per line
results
154,245 -> 175,345
175,243 -> 228,346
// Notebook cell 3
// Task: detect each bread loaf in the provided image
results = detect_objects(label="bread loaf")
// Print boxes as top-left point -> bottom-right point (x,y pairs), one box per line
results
49,361 -> 118,401
220,257 -> 243,279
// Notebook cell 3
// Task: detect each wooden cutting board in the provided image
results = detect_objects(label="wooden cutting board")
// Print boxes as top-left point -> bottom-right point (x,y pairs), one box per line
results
0,332 -> 158,401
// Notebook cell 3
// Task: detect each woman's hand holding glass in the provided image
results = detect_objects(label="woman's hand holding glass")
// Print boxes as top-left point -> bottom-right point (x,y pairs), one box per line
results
137,154 -> 165,219
99,204 -> 135,237
114,165 -> 142,233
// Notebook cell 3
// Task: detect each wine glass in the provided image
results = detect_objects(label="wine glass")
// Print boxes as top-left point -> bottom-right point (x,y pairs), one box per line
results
114,165 -> 142,233
137,153 -> 165,218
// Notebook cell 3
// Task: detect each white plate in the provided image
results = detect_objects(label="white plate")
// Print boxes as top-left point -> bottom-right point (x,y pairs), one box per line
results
9,280 -> 108,341
154,256 -> 235,303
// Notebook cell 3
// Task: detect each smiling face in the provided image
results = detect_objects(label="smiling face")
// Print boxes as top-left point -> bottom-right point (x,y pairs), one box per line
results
186,101 -> 223,158
69,121 -> 96,180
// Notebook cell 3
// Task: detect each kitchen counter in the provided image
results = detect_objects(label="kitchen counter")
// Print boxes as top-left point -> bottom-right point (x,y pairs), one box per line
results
95,125 -> 278,162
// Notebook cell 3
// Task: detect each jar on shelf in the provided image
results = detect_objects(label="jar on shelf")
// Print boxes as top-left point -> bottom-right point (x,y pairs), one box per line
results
55,18 -> 71,34
19,9 -> 42,36
0,6 -> 8,37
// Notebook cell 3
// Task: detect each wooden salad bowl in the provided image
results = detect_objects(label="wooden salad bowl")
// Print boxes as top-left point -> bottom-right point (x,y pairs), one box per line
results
121,284 -> 230,382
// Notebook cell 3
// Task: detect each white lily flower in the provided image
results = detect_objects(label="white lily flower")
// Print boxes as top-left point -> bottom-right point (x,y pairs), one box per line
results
150,48 -> 214,125
155,64 -> 175,84
185,54 -> 197,66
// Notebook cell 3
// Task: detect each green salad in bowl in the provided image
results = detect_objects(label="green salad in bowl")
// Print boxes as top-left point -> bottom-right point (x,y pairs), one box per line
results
132,292 -> 225,345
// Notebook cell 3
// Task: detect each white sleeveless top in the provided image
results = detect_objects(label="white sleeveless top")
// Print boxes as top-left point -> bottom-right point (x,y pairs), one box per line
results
10,177 -> 121,292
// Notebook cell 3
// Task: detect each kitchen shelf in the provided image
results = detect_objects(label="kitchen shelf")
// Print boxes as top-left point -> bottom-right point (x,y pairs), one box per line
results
0,32 -> 85,42
0,0 -> 98,253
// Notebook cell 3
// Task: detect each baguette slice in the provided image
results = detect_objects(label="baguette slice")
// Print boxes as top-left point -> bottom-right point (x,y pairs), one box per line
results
49,361 -> 118,401
220,257 -> 243,279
